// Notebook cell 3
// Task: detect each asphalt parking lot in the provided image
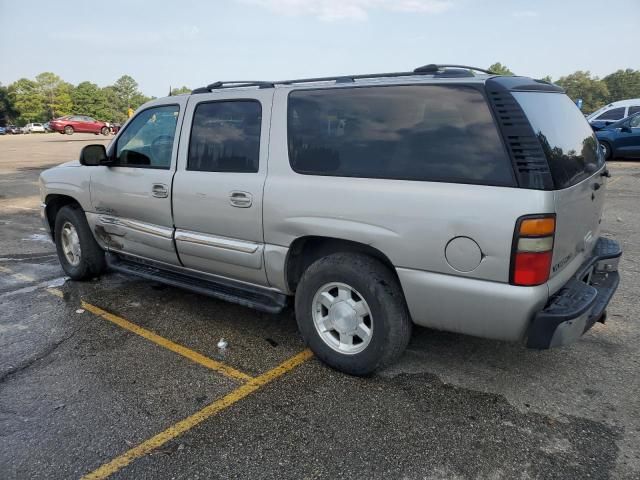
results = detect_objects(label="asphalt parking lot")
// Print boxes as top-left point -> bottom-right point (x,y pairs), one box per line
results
1,133 -> 639,480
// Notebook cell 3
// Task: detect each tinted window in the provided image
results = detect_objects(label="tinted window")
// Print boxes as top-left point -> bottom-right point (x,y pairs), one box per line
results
629,106 -> 640,116
514,92 -> 602,189
595,107 -> 625,121
630,114 -> 640,128
188,101 -> 261,173
115,105 -> 179,169
287,85 -> 514,185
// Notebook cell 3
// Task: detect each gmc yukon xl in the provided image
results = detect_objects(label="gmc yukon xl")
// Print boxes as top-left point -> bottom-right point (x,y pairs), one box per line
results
39,65 -> 622,375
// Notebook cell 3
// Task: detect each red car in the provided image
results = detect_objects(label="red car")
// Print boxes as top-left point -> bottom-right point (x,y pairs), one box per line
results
49,115 -> 110,135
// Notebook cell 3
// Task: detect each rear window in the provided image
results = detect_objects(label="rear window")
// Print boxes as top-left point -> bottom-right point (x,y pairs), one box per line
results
514,92 -> 602,189
287,85 -> 515,186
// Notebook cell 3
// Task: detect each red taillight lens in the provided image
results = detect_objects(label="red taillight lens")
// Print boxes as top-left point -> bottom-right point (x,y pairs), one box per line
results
511,215 -> 555,286
513,251 -> 553,286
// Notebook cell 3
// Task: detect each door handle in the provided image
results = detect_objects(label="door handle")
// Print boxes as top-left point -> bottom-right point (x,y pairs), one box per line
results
151,183 -> 169,198
229,191 -> 253,208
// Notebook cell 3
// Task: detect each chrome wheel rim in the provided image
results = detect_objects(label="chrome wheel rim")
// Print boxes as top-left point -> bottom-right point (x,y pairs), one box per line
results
312,282 -> 373,355
60,221 -> 81,267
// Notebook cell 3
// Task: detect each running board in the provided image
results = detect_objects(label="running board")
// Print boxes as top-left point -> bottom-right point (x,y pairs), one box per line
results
106,253 -> 287,314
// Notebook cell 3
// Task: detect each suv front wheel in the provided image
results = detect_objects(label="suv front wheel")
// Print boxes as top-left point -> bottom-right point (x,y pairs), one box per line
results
54,205 -> 106,280
295,253 -> 412,376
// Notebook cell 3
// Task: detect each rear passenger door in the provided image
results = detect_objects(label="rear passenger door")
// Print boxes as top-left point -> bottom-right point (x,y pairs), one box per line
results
172,89 -> 273,286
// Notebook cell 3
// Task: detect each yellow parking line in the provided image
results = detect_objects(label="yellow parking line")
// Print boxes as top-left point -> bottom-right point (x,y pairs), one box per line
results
0,265 -> 35,282
47,287 -> 64,298
82,348 -> 313,480
79,301 -> 254,383
608,177 -> 621,186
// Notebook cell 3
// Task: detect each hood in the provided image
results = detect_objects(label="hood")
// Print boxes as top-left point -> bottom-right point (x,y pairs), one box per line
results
57,160 -> 82,168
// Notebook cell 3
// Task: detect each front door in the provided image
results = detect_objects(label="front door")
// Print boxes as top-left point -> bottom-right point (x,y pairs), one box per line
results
172,90 -> 273,286
88,99 -> 187,265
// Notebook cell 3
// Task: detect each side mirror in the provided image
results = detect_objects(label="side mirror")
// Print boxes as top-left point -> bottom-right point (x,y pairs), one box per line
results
620,125 -> 632,133
80,144 -> 110,166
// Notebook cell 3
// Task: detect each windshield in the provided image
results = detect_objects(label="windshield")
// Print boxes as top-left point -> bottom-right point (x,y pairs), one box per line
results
513,92 -> 602,189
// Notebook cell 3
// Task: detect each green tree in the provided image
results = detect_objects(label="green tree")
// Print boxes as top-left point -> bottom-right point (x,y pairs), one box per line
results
8,78 -> 45,123
101,86 -> 125,123
111,75 -> 150,119
555,71 -> 609,113
35,72 -> 72,118
0,84 -> 18,125
603,69 -> 640,103
488,62 -> 514,75
113,75 -> 139,109
72,81 -> 108,119
171,86 -> 191,95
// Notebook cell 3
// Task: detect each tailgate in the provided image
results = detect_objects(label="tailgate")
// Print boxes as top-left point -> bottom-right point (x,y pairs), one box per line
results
511,91 -> 607,280
552,171 -> 606,279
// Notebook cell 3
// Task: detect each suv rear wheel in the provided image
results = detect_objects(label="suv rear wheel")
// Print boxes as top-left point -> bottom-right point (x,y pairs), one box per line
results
54,205 -> 106,280
295,253 -> 412,376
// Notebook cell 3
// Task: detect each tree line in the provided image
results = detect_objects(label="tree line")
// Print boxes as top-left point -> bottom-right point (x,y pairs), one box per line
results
1,65 -> 639,126
0,72 -> 193,126
488,63 -> 640,113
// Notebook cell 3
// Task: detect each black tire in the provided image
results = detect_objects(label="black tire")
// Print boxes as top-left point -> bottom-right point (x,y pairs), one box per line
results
600,141 -> 612,160
100,126 -> 109,136
54,205 -> 106,280
64,125 -> 74,135
295,253 -> 412,376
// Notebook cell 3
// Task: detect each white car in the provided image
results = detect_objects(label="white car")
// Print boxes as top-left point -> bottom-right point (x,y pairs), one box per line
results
587,99 -> 640,129
24,123 -> 46,134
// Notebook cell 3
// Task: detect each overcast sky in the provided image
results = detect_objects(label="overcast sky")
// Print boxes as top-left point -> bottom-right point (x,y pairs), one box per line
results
1,0 -> 638,97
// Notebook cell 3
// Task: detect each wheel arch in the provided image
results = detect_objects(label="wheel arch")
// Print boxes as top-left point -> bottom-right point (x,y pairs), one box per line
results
284,236 -> 399,293
44,194 -> 82,241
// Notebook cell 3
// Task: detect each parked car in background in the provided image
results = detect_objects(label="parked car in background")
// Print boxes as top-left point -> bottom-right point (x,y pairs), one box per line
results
0,126 -> 6,135
588,99 -> 640,130
6,125 -> 23,134
49,115 -> 110,135
24,123 -> 46,134
596,112 -> 640,160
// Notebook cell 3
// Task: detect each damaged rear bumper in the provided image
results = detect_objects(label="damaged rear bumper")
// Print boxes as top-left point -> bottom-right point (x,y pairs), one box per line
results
526,237 -> 621,349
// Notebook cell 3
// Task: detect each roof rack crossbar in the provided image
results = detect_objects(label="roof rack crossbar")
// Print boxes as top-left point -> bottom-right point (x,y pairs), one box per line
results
192,81 -> 274,93
413,64 -> 497,75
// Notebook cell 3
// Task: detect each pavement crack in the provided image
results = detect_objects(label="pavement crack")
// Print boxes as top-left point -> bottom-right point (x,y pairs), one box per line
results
0,328 -> 80,385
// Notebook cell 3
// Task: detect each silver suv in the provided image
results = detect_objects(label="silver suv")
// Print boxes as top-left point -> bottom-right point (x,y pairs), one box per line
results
40,64 -> 622,375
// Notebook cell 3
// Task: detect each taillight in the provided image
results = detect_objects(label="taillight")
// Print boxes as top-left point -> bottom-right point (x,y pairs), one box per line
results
510,215 -> 556,286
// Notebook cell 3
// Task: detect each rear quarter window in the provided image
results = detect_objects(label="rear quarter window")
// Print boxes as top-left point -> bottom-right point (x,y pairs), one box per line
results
287,85 -> 515,186
513,92 -> 602,189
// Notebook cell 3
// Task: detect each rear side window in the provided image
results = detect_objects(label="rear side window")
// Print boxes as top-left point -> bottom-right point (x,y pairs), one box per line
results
595,107 -> 625,121
188,100 -> 261,173
287,85 -> 515,186
513,92 -> 602,189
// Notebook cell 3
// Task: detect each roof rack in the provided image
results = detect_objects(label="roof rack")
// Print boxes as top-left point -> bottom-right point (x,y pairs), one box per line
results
191,81 -> 274,94
191,64 -> 497,94
413,64 -> 496,75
